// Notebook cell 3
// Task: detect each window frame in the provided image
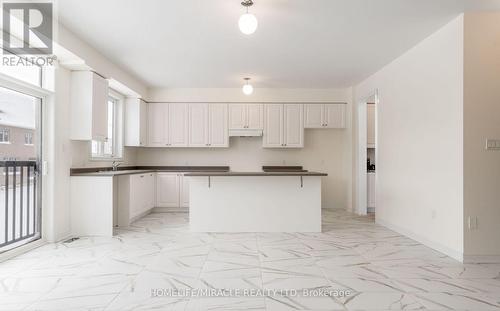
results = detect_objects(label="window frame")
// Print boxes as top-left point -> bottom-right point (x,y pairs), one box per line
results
89,89 -> 124,161
0,127 -> 11,144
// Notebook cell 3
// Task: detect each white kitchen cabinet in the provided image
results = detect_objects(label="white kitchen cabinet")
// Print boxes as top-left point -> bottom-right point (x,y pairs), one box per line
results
188,104 -> 209,147
229,104 -> 263,130
148,103 -> 188,147
125,98 -> 148,147
304,104 -> 346,129
188,103 -> 228,147
367,104 -> 376,148
367,172 -> 376,209
156,173 -> 189,210
70,71 -> 109,141
117,172 -> 156,226
180,175 -> 189,208
148,102 -> 168,147
168,103 -> 189,147
263,104 -> 303,148
156,173 -> 180,207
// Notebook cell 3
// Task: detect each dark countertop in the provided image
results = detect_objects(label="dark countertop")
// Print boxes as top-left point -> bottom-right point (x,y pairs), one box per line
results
184,171 -> 328,177
70,166 -> 230,177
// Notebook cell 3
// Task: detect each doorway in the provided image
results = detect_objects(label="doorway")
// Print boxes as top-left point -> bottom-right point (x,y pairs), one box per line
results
0,85 -> 42,253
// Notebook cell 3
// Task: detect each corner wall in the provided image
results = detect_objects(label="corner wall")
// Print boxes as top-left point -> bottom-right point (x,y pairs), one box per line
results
463,12 -> 500,261
354,16 -> 464,260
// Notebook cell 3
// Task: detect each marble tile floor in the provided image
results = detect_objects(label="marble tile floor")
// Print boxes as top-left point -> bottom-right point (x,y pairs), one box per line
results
0,209 -> 499,311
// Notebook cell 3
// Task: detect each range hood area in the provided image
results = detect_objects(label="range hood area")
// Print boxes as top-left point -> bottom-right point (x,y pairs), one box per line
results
228,129 -> 263,137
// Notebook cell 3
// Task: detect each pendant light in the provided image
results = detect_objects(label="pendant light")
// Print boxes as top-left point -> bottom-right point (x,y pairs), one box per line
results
242,78 -> 253,95
239,0 -> 258,35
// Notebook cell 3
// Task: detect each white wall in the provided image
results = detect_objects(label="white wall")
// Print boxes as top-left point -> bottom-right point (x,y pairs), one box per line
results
354,16 -> 464,260
463,12 -> 500,260
140,88 -> 353,209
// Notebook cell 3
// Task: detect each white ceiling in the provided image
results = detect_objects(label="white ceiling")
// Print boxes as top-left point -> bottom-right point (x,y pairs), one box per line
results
57,0 -> 500,89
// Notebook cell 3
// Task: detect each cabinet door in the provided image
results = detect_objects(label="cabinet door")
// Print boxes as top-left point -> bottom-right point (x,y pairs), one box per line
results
129,174 -> 145,218
229,104 -> 246,129
324,104 -> 346,129
283,104 -> 304,148
208,104 -> 228,147
156,173 -> 180,207
148,103 -> 168,147
91,73 -> 109,141
263,104 -> 283,147
188,104 -> 208,147
366,104 -> 376,147
168,103 -> 188,147
247,104 -> 263,129
139,100 -> 148,146
304,104 -> 324,128
180,175 -> 189,208
144,173 -> 156,211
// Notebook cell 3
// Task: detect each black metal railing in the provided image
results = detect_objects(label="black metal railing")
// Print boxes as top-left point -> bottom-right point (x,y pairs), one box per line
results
0,161 -> 39,250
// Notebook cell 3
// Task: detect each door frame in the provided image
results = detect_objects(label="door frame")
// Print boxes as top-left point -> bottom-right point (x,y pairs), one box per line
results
0,72 -> 51,258
355,89 -> 379,215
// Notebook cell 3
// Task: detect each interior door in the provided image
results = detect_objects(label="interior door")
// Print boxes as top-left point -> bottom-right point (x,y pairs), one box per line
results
228,104 -> 246,129
283,104 -> 304,147
208,104 -> 228,147
0,86 -> 42,253
247,104 -> 263,129
168,103 -> 188,147
188,104 -> 208,147
263,104 -> 283,147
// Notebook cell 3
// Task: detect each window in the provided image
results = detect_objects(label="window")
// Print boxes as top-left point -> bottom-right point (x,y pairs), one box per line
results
24,132 -> 33,145
91,93 -> 123,159
0,50 -> 42,87
0,127 -> 10,143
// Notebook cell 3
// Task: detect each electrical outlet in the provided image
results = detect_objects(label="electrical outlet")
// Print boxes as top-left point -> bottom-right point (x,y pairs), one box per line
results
485,139 -> 500,150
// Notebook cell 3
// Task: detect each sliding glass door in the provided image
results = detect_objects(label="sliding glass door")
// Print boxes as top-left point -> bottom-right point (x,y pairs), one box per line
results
0,86 -> 42,253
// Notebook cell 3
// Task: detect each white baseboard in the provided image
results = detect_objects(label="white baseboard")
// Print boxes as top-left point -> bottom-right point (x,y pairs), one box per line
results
376,218 -> 464,262
153,207 -> 188,213
463,255 -> 500,264
0,239 -> 47,262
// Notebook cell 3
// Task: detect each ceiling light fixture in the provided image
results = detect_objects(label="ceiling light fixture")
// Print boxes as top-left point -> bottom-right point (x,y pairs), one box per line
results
239,0 -> 258,35
242,78 -> 253,95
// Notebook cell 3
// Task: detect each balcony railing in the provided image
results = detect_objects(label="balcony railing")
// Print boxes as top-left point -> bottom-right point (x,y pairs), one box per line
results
0,161 -> 39,251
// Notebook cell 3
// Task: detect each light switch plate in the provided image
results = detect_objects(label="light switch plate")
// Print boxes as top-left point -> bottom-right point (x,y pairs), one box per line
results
485,139 -> 500,150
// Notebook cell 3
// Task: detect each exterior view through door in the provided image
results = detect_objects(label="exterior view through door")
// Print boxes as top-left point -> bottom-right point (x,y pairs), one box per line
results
0,86 -> 42,253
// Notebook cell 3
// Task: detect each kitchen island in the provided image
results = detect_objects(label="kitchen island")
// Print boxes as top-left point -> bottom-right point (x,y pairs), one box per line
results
185,171 -> 327,232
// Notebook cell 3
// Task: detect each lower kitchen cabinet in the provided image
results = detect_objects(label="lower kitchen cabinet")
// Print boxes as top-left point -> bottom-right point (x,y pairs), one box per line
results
117,172 -> 156,226
156,173 -> 189,210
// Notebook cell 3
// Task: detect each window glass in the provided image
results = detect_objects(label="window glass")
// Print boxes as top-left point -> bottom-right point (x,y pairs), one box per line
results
91,96 -> 119,159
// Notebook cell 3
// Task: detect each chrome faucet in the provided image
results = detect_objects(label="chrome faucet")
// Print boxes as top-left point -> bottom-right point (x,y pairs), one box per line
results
112,161 -> 122,172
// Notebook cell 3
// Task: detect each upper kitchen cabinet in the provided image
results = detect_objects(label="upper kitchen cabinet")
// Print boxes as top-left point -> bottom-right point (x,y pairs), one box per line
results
70,71 -> 109,141
367,104 -> 376,148
304,103 -> 346,129
147,103 -> 188,147
263,104 -> 304,148
188,103 -> 228,147
124,98 -> 147,147
229,104 -> 263,130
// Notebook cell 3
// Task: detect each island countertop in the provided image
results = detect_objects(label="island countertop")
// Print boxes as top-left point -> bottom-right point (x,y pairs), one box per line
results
70,166 -> 230,176
184,171 -> 328,177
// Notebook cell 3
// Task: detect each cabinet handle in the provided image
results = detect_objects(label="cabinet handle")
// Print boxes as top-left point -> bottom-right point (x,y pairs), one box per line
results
140,175 -> 144,178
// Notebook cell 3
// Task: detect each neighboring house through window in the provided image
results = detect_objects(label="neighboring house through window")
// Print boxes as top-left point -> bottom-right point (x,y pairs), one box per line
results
0,127 -> 10,143
24,132 -> 33,145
